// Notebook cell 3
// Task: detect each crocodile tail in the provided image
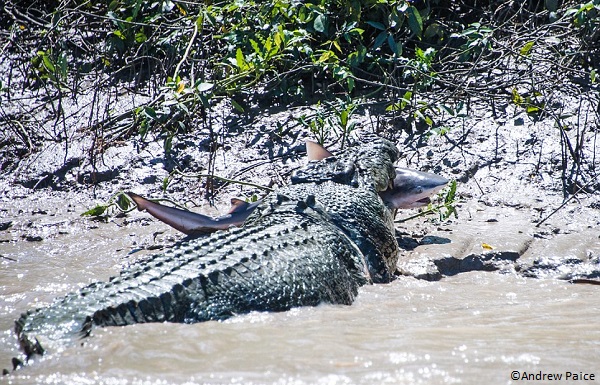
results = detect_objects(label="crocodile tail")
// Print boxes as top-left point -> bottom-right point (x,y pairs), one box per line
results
11,255 -> 197,366
9,311 -> 45,371
15,313 -> 45,359
12,301 -> 89,366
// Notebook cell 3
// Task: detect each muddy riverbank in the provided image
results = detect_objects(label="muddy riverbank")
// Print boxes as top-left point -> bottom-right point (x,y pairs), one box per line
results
1,92 -> 599,383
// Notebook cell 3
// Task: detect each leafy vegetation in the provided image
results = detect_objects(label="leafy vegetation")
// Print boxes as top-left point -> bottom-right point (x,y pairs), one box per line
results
4,1 -> 599,134
1,0 -> 598,203
395,180 -> 458,223
81,191 -> 135,218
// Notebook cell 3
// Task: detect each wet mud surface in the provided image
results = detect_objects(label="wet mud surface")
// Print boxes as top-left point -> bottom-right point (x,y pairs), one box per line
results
1,96 -> 599,383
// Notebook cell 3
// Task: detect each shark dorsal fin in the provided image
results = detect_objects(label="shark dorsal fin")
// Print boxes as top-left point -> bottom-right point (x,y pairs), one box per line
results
228,198 -> 250,214
306,140 -> 334,161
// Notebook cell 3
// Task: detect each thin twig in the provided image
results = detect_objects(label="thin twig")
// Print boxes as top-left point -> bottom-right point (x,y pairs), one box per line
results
394,199 -> 459,223
536,173 -> 600,227
173,18 -> 199,80
171,169 -> 274,192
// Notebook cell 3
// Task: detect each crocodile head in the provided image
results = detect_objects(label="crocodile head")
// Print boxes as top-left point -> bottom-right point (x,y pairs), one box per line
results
285,134 -> 449,282
292,133 -> 399,192
304,139 -> 448,209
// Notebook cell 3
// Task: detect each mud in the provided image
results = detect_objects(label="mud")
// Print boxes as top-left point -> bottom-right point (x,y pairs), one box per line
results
0,91 -> 599,383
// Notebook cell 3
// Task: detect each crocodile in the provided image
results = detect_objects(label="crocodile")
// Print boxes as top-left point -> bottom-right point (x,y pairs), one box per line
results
11,133 -> 445,368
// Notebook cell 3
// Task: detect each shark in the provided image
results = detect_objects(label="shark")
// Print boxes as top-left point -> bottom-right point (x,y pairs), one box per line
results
128,140 -> 448,235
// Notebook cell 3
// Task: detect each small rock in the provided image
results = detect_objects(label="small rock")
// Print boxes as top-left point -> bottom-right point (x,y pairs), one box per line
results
0,221 -> 12,231
142,175 -> 157,184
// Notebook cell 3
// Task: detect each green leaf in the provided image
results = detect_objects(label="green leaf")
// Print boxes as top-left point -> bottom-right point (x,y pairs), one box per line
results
407,6 -> 423,36
41,54 -> 55,73
313,14 -> 327,34
332,64 -> 349,79
348,46 -> 366,67
366,21 -> 386,30
445,180 -> 457,205
520,41 -> 535,56
81,204 -> 108,217
349,27 -> 365,36
591,69 -> 597,83
274,29 -> 283,48
373,31 -> 387,49
139,119 -> 148,139
387,34 -> 402,56
386,94 -> 411,112
511,88 -> 523,105
164,135 -> 173,154
235,48 -> 248,71
112,29 -> 125,39
424,22 -> 443,40
177,101 -> 189,114
58,52 -> 68,79
135,32 -> 147,43
386,103 -> 401,112
347,77 -> 355,93
250,39 -> 261,55
316,50 -> 336,63
199,94 -> 210,107
231,99 -> 245,113
162,176 -> 171,192
440,104 -> 455,116
340,110 -> 349,126
332,39 -> 342,54
116,194 -> 132,211
144,106 -> 157,120
414,109 -> 426,121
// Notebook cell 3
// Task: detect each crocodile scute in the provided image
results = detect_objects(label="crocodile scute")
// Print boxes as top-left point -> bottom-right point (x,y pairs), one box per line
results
13,133 -> 401,364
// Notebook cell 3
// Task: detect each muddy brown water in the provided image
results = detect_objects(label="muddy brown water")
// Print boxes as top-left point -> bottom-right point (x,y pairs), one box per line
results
1,195 -> 599,385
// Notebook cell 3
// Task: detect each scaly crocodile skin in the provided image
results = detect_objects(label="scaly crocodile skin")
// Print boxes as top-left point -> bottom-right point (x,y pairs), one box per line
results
14,133 -> 400,362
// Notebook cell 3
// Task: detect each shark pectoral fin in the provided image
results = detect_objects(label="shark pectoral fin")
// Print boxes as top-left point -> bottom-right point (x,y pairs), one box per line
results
306,140 -> 334,161
223,199 -> 261,226
228,198 -> 250,214
127,192 -> 224,235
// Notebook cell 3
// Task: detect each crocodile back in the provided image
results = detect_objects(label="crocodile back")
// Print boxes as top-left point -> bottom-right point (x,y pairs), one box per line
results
13,134 -> 401,363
